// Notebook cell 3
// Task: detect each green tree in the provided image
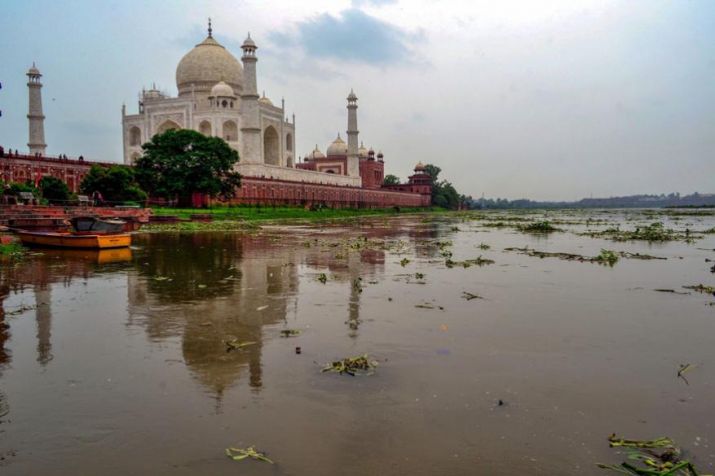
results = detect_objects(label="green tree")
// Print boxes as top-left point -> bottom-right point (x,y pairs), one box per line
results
39,176 -> 70,203
80,165 -> 147,204
421,164 -> 462,210
134,129 -> 241,204
383,174 -> 400,186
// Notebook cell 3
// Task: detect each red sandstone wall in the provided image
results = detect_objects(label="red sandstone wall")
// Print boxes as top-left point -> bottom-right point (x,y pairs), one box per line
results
359,160 -> 384,189
230,177 -> 430,208
0,153 -> 116,193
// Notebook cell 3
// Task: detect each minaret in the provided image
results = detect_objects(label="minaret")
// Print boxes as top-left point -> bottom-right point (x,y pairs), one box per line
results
27,63 -> 47,155
240,33 -> 261,164
346,90 -> 360,177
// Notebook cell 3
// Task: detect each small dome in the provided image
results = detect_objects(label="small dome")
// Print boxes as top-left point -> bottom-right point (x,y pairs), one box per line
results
347,89 -> 357,101
176,34 -> 243,97
242,33 -> 257,49
414,161 -> 426,172
326,134 -> 348,156
27,63 -> 41,76
210,81 -> 235,98
258,91 -> 273,106
308,145 -> 325,159
377,150 -> 384,159
358,141 -> 368,158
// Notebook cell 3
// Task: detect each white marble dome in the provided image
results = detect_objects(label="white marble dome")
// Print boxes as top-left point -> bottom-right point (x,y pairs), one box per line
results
327,134 -> 348,156
210,81 -> 235,98
176,35 -> 243,97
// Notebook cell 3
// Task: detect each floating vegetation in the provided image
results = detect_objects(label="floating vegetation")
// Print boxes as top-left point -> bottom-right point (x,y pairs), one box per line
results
505,246 -> 664,266
414,272 -> 425,280
518,221 -> 561,233
595,249 -> 620,266
654,289 -> 690,295
225,340 -> 257,352
322,354 -> 377,376
353,278 -> 363,293
582,222 -> 700,242
143,220 -> 260,232
225,447 -> 274,464
477,242 -> 491,250
317,273 -> 327,284
683,284 -> 715,295
400,258 -> 411,267
462,292 -> 483,301
445,256 -> 495,268
598,434 -> 706,475
279,329 -> 301,337
0,241 -> 26,259
5,304 -> 35,316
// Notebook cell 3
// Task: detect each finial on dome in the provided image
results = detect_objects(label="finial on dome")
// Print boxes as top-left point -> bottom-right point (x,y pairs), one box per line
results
208,18 -> 213,38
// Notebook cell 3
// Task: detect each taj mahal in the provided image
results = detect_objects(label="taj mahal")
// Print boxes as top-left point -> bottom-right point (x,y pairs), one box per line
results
3,22 -> 431,208
123,22 -> 373,189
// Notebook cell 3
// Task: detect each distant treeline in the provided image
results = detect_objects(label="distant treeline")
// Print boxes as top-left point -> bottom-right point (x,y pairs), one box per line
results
469,192 -> 715,209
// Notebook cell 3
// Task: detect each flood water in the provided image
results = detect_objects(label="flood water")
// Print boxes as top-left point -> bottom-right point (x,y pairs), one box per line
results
1,210 -> 714,475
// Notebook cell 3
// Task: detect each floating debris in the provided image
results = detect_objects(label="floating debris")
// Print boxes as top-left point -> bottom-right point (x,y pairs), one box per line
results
654,289 -> 690,295
225,446 -> 274,464
225,340 -> 257,352
322,354 -> 377,376
683,284 -> 715,295
478,242 -> 491,250
279,329 -> 301,337
677,363 -> 696,379
317,273 -> 327,284
598,434 -> 706,475
462,292 -> 483,301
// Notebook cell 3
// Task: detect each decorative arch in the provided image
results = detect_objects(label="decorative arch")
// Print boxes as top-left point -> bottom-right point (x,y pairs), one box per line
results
286,133 -> 293,151
156,120 -> 181,135
223,120 -> 238,141
263,126 -> 279,166
286,155 -> 294,168
199,120 -> 212,136
129,126 -> 142,146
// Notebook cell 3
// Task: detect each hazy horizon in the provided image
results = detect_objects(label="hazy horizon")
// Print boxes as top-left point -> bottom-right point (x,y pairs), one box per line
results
0,0 -> 713,201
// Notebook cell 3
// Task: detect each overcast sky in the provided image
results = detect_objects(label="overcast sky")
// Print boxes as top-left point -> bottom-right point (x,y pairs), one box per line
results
0,0 -> 713,200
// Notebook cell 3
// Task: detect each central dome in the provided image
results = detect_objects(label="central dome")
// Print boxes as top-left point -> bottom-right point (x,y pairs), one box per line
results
176,35 -> 243,97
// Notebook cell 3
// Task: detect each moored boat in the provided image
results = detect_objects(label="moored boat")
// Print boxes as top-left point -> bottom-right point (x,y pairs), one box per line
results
16,230 -> 131,249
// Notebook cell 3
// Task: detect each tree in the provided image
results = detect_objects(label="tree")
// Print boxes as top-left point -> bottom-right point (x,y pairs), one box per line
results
80,165 -> 147,204
134,129 -> 241,204
39,176 -> 70,203
422,163 -> 461,210
383,174 -> 400,186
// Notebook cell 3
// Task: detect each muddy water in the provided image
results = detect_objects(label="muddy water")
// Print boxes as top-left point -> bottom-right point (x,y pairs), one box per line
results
1,211 -> 714,475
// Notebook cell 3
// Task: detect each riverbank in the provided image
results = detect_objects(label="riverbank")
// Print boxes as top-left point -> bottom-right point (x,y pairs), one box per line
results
144,206 -> 449,232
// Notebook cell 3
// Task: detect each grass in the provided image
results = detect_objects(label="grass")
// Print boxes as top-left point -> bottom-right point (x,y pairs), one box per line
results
150,205 -> 445,223
518,221 -> 561,233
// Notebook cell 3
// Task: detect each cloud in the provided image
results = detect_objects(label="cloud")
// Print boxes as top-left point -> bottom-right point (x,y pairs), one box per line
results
269,8 -> 423,65
351,0 -> 398,7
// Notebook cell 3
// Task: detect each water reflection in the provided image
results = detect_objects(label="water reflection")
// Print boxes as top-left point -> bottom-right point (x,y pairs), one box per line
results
1,219 -> 442,403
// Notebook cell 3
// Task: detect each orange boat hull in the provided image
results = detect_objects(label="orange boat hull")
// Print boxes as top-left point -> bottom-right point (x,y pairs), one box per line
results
17,231 -> 131,249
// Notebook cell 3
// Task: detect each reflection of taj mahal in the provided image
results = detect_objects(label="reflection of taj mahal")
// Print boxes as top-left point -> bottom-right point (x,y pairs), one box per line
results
121,23 -> 433,206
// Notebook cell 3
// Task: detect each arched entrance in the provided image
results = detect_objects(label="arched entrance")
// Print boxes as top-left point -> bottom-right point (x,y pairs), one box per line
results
263,126 -> 279,166
156,120 -> 181,135
199,120 -> 211,136
129,126 -> 142,146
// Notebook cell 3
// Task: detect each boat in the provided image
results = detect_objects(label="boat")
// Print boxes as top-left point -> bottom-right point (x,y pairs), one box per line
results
16,230 -> 131,249
70,216 -> 126,234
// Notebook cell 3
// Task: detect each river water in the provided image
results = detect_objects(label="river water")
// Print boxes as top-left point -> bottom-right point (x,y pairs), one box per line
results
1,210 -> 714,475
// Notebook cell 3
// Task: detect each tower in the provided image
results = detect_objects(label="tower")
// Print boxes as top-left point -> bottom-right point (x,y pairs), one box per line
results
240,33 -> 261,164
346,89 -> 359,177
27,63 -> 47,155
